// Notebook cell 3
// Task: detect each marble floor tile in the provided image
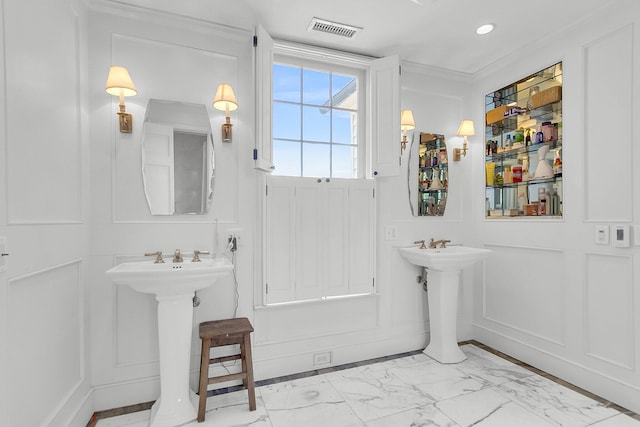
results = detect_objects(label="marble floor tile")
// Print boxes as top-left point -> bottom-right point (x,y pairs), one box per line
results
496,375 -> 620,426
95,344 -> 640,427
436,388 -> 555,427
389,358 -> 489,402
325,362 -> 432,421
365,403 -> 459,427
457,344 -> 535,386
260,380 -> 363,427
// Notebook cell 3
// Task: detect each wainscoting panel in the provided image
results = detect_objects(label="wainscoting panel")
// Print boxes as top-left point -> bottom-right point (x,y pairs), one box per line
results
584,253 -> 634,369
483,244 -> 566,346
583,25 -> 633,222
8,261 -> 83,427
110,34 -> 240,224
4,1 -> 82,224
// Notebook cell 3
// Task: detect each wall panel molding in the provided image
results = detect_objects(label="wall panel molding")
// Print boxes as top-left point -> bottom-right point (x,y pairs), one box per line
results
109,34 -> 240,224
584,252 -> 634,370
583,24 -> 633,222
8,260 -> 84,427
482,244 -> 567,346
5,2 -> 83,224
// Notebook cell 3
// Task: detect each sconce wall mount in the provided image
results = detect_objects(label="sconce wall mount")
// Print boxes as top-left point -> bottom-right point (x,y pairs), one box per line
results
454,119 -> 475,161
105,65 -> 137,133
213,83 -> 238,142
400,109 -> 416,153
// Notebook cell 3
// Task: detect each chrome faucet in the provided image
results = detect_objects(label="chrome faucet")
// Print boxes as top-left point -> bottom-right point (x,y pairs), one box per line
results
414,240 -> 427,249
429,238 -> 451,249
173,249 -> 183,263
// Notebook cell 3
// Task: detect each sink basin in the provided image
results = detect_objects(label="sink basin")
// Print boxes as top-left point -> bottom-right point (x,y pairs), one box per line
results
105,257 -> 233,427
398,245 -> 491,271
106,257 -> 233,296
398,245 -> 491,364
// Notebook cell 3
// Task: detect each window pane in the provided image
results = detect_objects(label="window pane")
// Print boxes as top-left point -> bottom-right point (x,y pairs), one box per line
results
303,69 -> 330,105
273,102 -> 301,140
303,105 -> 330,142
273,139 -> 301,176
332,145 -> 357,178
332,110 -> 356,144
302,143 -> 330,177
273,64 -> 300,102
332,74 -> 357,109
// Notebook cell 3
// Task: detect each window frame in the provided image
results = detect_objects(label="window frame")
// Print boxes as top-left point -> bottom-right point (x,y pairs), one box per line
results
271,40 -> 376,178
272,54 -> 366,179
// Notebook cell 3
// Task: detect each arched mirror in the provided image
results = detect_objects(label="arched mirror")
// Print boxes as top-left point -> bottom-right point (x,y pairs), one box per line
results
141,99 -> 214,215
408,132 -> 448,216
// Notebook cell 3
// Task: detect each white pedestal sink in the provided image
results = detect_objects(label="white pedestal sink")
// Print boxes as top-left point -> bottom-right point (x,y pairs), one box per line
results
106,258 -> 233,427
398,246 -> 491,364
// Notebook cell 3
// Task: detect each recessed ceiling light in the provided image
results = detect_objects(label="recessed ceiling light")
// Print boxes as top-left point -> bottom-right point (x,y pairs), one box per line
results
476,23 -> 495,35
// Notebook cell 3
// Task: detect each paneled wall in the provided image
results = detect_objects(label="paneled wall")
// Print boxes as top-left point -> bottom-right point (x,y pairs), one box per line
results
86,3 -> 475,413
0,0 -> 93,426
471,1 -> 640,413
87,4 -> 254,409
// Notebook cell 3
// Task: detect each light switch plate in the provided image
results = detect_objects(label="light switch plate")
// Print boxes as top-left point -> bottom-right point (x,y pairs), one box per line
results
384,225 -> 397,241
613,224 -> 630,248
595,225 -> 609,245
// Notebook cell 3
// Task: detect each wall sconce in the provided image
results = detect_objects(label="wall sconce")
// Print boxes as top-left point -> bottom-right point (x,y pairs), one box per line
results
212,83 -> 238,142
105,65 -> 137,133
400,109 -> 416,153
454,119 -> 475,161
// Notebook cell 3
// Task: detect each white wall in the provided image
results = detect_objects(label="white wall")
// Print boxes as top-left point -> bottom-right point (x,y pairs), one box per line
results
86,2 -> 475,413
8,0 -> 638,424
0,0 -> 94,426
470,0 -> 640,414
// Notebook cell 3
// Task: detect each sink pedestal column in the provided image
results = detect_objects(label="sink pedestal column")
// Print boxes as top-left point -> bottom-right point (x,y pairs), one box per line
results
150,293 -> 198,427
423,270 -> 466,364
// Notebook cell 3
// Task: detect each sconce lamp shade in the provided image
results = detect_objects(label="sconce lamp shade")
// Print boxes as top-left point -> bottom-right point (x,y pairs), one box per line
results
212,83 -> 238,112
456,119 -> 475,137
400,109 -> 416,131
454,119 -> 475,161
105,66 -> 137,97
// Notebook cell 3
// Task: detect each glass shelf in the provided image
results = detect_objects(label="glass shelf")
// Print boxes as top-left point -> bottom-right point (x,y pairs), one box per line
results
484,62 -> 563,219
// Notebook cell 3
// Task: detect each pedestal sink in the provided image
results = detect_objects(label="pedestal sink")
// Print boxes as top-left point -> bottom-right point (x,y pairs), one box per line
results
398,245 -> 491,363
106,258 -> 233,427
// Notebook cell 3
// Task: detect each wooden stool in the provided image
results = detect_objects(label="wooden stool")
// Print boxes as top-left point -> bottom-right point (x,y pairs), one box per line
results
197,317 -> 256,423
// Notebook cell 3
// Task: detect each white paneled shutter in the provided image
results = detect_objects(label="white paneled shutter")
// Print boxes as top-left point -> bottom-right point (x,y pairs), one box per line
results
265,176 -> 375,304
254,25 -> 274,172
370,55 -> 400,177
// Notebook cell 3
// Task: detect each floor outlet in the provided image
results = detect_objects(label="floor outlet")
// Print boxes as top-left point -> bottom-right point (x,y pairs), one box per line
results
313,351 -> 331,366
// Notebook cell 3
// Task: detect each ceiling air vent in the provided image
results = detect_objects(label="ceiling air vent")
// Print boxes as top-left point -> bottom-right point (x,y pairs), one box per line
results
307,17 -> 362,39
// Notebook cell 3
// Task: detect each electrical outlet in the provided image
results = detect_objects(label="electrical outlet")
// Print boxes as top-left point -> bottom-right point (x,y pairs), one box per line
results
313,351 -> 331,366
228,228 -> 242,252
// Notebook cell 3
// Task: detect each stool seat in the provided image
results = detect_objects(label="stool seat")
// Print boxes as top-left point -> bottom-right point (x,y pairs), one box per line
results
197,317 -> 256,422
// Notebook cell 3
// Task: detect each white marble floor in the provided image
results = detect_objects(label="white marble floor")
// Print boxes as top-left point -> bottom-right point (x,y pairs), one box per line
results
95,344 -> 639,427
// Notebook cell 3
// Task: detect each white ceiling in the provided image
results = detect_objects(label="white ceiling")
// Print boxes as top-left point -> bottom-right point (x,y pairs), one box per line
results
106,0 -> 614,74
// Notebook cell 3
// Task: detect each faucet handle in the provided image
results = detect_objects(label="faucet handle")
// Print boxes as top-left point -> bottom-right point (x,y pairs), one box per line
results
414,240 -> 427,250
144,251 -> 165,263
192,250 -> 210,262
440,240 -> 451,248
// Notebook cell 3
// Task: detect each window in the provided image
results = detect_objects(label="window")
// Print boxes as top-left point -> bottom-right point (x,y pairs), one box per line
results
254,30 -> 399,305
272,60 -> 364,178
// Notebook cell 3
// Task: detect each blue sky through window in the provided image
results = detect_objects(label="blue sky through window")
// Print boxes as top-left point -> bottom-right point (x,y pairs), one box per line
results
273,63 -> 358,178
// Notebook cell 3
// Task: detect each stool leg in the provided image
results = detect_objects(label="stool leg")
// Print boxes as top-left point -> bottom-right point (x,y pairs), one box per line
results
243,333 -> 256,411
197,338 -> 211,422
